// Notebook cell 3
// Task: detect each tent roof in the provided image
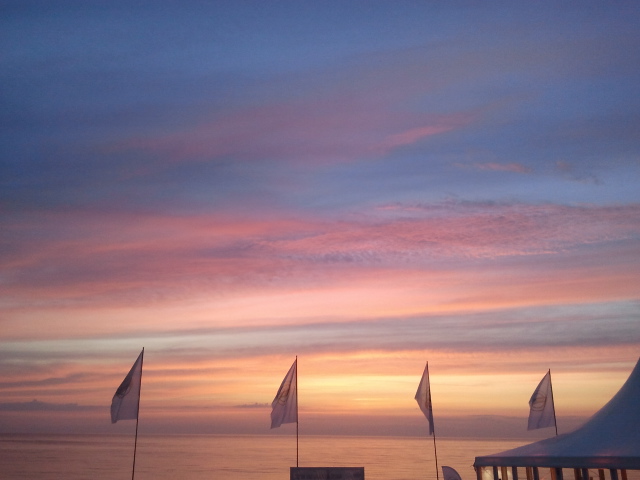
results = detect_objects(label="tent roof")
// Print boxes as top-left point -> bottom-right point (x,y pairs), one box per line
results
474,357 -> 640,470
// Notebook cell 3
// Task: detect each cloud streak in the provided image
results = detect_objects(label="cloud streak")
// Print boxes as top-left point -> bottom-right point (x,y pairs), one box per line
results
3,201 -> 639,302
0,400 -> 99,412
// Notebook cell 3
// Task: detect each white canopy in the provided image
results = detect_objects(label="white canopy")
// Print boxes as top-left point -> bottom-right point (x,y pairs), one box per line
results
475,357 -> 640,470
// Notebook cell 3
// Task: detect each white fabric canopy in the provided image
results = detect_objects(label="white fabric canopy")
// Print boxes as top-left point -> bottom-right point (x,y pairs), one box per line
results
475,357 -> 640,470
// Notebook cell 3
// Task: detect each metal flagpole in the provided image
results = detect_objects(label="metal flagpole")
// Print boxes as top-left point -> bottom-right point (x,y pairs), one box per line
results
295,355 -> 299,468
548,369 -> 558,436
428,366 -> 440,480
432,432 -> 440,480
131,347 -> 144,480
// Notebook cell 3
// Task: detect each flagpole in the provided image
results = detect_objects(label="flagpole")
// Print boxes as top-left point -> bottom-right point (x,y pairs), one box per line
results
428,364 -> 440,480
432,432 -> 440,480
548,369 -> 558,436
295,355 -> 299,468
131,347 -> 144,480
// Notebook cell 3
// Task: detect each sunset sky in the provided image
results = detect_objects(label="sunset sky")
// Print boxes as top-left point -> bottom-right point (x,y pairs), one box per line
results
1,1 -> 639,438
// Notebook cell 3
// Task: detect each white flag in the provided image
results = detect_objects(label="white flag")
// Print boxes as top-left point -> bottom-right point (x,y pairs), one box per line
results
527,370 -> 556,430
271,358 -> 297,429
415,362 -> 434,435
443,466 -> 463,480
111,349 -> 144,424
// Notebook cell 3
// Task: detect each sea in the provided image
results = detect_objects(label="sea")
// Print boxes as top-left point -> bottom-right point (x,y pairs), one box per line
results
0,434 -> 526,480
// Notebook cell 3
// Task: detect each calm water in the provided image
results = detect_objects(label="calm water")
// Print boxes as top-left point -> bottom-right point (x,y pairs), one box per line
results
0,434 -> 528,480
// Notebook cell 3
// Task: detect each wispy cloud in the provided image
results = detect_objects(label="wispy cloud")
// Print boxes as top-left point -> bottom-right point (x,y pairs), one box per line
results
2,201 -> 639,316
0,400 -> 99,412
234,403 -> 270,409
555,160 -> 602,185
460,162 -> 533,174
116,98 -> 473,167
0,373 -> 91,389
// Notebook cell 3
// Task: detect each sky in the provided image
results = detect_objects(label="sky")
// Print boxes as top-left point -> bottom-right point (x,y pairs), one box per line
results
1,1 -> 640,438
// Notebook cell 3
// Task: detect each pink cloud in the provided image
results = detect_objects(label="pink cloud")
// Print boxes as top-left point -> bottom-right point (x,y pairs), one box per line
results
110,54 -> 478,166
118,100 -> 470,166
3,202 -> 640,326
376,124 -> 457,153
6,203 -> 640,282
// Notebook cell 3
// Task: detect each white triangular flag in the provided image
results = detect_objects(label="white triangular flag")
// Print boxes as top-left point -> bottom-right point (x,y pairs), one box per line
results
415,362 -> 435,435
111,349 -> 144,423
527,370 -> 556,430
271,358 -> 297,429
